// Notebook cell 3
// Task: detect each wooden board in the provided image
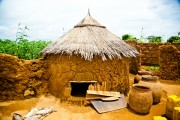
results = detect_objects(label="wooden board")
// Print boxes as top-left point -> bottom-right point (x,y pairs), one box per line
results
86,94 -> 118,100
101,97 -> 119,101
87,90 -> 121,98
69,81 -> 97,83
86,93 -> 109,100
90,94 -> 127,114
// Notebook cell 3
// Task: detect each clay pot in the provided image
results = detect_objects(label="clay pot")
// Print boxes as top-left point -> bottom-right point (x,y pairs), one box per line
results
139,76 -> 162,104
128,84 -> 153,114
141,75 -> 159,81
138,71 -> 152,75
134,74 -> 142,83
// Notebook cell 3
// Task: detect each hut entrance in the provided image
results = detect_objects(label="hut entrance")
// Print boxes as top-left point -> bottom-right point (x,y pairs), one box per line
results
69,81 -> 97,97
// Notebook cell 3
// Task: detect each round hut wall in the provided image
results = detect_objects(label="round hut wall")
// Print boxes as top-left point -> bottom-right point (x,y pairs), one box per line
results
46,54 -> 130,100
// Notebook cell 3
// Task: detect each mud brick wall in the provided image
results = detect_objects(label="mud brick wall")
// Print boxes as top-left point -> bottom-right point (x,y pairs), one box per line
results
138,43 -> 161,65
171,43 -> 180,50
0,54 -> 49,101
125,40 -> 141,74
159,45 -> 180,80
138,43 -> 180,66
125,41 -> 180,80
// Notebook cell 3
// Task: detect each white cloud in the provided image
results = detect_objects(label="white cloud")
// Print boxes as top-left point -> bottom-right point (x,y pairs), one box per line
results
0,0 -> 180,41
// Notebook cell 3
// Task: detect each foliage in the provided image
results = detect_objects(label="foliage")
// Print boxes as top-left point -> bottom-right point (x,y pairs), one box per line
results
122,34 -> 138,41
0,39 -> 51,59
0,23 -> 51,60
148,66 -> 159,71
147,36 -> 162,43
167,36 -> 180,43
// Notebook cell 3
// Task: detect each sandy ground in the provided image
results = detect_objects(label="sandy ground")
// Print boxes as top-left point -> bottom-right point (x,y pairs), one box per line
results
0,76 -> 180,120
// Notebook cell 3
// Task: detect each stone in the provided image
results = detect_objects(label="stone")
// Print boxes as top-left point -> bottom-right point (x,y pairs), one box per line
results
34,70 -> 43,78
24,88 -> 35,97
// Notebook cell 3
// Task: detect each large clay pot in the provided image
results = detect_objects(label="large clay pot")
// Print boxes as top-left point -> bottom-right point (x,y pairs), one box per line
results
139,75 -> 162,104
128,84 -> 153,114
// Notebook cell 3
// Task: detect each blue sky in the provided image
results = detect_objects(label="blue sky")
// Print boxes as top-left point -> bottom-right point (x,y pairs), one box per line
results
0,0 -> 180,41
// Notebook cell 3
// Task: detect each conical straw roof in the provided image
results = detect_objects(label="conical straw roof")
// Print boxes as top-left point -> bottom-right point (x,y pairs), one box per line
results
40,12 -> 139,61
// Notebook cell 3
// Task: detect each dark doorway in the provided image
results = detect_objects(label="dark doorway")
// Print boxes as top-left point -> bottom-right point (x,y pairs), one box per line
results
70,81 -> 97,97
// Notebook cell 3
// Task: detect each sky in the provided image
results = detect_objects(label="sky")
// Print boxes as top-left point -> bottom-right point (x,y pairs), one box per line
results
0,0 -> 180,41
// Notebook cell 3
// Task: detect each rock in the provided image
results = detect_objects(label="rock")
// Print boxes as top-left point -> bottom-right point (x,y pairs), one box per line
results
24,88 -> 35,97
34,70 -> 43,78
138,71 -> 152,75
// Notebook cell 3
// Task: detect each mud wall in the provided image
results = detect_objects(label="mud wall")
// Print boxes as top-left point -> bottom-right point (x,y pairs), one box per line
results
125,40 -> 141,74
138,43 -> 180,66
46,54 -> 130,99
0,54 -> 49,102
159,45 -> 180,80
138,43 -> 160,65
126,41 -> 180,80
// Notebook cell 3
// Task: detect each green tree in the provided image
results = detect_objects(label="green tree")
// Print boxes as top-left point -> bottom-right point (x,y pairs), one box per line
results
167,36 -> 180,43
147,36 -> 162,43
122,34 -> 137,41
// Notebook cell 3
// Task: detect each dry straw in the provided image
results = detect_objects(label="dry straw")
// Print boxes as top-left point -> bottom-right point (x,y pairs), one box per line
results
40,12 -> 139,61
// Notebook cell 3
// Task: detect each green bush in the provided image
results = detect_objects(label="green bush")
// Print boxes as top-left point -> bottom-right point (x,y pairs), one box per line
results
0,39 -> 51,60
0,23 -> 51,60
147,36 -> 162,43
122,34 -> 138,41
167,36 -> 180,43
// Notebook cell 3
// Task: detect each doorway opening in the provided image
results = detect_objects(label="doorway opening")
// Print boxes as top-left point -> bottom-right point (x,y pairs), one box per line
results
70,81 -> 97,97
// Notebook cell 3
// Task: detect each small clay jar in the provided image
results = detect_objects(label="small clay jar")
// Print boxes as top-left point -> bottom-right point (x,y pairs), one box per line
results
134,74 -> 142,83
128,84 -> 153,114
139,75 -> 162,104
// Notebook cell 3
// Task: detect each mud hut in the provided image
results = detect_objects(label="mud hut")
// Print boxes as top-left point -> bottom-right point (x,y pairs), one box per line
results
40,12 -> 139,100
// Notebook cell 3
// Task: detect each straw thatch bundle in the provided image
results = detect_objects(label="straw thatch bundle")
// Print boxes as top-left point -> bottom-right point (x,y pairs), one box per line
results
40,12 -> 139,61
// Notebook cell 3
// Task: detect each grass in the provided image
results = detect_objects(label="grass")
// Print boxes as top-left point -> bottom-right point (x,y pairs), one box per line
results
148,66 -> 160,71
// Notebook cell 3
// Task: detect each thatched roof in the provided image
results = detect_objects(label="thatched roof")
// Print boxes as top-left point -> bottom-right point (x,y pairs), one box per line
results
40,12 -> 139,61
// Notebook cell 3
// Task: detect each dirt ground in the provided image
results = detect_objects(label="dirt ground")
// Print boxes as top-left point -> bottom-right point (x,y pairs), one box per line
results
0,75 -> 180,120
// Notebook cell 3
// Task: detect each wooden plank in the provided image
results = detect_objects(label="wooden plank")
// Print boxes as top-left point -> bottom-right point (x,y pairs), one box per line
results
87,90 -> 121,98
86,93 -> 106,100
69,81 -> 97,83
101,97 -> 119,101
86,93 -> 118,100
90,94 -> 127,114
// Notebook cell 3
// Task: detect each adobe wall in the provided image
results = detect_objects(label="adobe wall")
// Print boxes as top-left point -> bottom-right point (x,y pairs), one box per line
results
126,41 -> 180,80
159,45 -> 180,80
125,40 -> 141,74
138,43 -> 160,65
0,54 -> 49,102
138,43 -> 180,66
46,54 -> 130,100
